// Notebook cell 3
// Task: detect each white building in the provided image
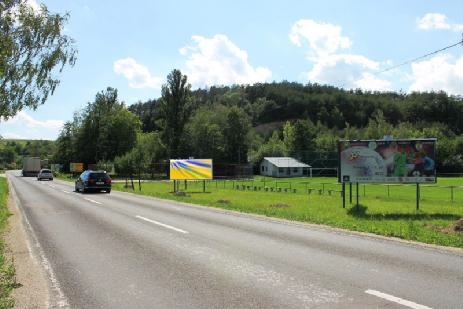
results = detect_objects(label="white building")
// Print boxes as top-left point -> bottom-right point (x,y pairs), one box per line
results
260,157 -> 311,178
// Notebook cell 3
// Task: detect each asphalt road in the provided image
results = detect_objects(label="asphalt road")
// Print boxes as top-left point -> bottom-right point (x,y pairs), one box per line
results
7,171 -> 463,308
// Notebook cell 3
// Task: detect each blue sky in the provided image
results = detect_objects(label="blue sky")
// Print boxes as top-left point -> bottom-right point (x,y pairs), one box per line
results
1,0 -> 463,140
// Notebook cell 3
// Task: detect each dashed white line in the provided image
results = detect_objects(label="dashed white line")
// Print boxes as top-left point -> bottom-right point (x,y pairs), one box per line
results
61,190 -> 71,194
365,289 -> 432,309
135,215 -> 189,234
83,198 -> 102,205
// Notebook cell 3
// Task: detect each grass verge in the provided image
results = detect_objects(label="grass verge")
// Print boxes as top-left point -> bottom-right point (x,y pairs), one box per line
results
0,177 -> 18,308
113,178 -> 463,249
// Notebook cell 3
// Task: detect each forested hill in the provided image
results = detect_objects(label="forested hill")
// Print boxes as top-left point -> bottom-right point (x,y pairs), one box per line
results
130,82 -> 463,135
127,81 -> 463,172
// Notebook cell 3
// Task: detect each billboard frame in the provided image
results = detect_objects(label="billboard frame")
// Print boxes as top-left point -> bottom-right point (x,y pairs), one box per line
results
338,138 -> 437,210
338,138 -> 437,184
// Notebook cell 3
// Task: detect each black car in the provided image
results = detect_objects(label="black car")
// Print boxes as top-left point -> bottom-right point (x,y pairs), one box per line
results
75,170 -> 111,193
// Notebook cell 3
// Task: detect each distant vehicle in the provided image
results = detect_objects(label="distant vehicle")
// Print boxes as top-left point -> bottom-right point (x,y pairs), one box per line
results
22,157 -> 42,177
75,170 -> 111,193
37,169 -> 54,181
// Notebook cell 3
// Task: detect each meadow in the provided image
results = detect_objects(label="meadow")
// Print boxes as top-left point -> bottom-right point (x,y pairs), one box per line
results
113,176 -> 463,248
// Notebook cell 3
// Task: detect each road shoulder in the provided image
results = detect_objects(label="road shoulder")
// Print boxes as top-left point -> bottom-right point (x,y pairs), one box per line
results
5,177 -> 48,309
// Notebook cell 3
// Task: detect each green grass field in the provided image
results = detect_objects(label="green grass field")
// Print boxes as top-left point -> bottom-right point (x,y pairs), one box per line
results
0,177 -> 17,308
113,176 -> 463,248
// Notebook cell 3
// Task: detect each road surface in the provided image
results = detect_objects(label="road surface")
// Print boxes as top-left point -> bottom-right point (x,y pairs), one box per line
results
7,171 -> 463,308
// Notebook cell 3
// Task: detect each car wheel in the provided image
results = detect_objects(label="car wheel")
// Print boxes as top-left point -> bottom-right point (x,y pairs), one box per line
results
106,189 -> 111,194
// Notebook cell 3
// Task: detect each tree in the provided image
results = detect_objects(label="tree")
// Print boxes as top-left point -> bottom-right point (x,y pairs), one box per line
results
0,0 -> 77,118
74,88 -> 140,163
159,69 -> 192,158
223,107 -> 251,163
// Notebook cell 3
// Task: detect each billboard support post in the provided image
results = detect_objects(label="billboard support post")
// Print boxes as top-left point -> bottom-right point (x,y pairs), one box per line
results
203,180 -> 206,193
356,182 -> 359,210
416,183 -> 420,210
342,183 -> 346,208
349,183 -> 352,204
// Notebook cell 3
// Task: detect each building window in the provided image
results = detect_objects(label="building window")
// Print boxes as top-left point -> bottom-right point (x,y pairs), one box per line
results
261,165 -> 264,172
293,167 -> 298,173
279,168 -> 284,173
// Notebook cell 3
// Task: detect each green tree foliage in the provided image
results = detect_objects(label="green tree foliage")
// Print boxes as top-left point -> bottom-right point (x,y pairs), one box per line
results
223,106 -> 251,163
159,69 -> 192,158
0,0 -> 77,118
184,105 -> 228,161
54,88 -> 140,165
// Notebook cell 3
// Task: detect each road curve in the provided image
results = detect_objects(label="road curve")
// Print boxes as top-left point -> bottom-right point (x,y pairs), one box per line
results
7,171 -> 463,308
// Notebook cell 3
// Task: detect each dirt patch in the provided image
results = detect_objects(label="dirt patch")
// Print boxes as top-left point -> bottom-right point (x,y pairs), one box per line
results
269,203 -> 291,208
431,218 -> 463,234
454,218 -> 463,232
216,199 -> 231,204
173,191 -> 188,197
6,181 -> 48,309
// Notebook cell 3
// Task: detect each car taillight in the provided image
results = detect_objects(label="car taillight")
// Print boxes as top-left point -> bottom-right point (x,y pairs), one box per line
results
88,179 -> 94,184
106,179 -> 111,184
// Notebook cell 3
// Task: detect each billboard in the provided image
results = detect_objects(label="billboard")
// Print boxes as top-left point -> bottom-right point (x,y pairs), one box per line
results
70,162 -> 84,173
170,159 -> 213,180
338,139 -> 436,183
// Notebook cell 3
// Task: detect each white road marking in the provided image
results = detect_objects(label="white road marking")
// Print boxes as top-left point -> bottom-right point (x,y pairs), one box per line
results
365,289 -> 432,309
135,215 -> 189,234
61,190 -> 71,194
83,198 -> 102,205
48,184 -> 56,188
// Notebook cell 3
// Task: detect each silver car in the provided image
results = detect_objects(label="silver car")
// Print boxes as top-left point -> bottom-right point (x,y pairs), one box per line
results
37,169 -> 53,181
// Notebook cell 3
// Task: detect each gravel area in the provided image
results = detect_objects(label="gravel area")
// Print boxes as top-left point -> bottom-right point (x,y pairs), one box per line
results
5,179 -> 48,309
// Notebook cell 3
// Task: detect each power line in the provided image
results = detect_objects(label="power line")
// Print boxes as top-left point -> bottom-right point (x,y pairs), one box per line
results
378,35 -> 463,74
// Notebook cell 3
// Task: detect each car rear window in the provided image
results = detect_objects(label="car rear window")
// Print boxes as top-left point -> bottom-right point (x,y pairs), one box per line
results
42,169 -> 51,173
89,173 -> 110,179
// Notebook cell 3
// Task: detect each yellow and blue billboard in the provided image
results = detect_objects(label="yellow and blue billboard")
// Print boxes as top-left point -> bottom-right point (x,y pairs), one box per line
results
170,159 -> 213,180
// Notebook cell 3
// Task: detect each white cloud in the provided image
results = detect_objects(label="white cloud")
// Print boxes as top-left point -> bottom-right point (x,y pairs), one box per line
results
290,19 -> 391,91
408,54 -> 463,94
113,57 -> 162,89
180,34 -> 272,87
306,54 -> 390,91
4,111 -> 64,129
416,13 -> 463,31
289,19 -> 352,56
25,0 -> 41,12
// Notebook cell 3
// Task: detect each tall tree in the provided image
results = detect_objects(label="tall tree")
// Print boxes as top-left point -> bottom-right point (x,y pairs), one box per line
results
0,0 -> 77,118
159,69 -> 192,158
223,107 -> 251,163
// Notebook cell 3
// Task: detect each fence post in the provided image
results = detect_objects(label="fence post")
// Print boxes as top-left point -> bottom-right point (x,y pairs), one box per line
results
363,184 -> 366,197
322,183 -> 325,194
451,186 -> 454,203
387,185 -> 390,197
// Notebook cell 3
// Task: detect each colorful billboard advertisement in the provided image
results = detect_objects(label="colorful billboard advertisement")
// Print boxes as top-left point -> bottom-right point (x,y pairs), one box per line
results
338,139 -> 436,183
170,159 -> 213,180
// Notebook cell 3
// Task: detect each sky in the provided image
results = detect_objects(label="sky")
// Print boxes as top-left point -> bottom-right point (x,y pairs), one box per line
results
1,0 -> 463,140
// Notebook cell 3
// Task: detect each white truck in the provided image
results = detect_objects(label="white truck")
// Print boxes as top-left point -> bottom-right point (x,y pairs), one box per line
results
22,157 -> 42,177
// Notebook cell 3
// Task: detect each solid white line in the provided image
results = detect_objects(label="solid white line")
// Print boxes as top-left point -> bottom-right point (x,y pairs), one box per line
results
83,198 -> 102,205
365,289 -> 432,309
135,215 -> 189,234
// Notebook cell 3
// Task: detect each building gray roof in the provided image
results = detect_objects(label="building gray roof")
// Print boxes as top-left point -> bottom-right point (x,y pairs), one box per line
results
263,157 -> 311,168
